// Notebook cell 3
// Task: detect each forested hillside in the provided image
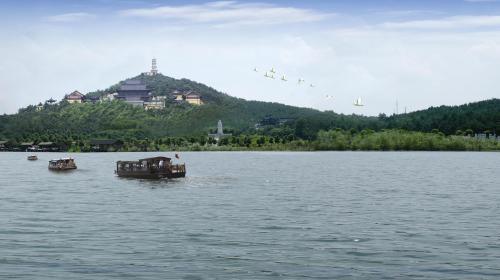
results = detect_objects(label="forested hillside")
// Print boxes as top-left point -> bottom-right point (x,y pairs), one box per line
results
384,99 -> 500,135
0,73 -> 498,146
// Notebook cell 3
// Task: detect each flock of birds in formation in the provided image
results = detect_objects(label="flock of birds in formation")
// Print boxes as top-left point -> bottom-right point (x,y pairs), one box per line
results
253,66 -> 365,107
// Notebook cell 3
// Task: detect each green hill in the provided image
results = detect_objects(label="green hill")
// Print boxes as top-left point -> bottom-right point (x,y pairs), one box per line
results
0,73 -> 498,146
0,73 -> 367,142
384,99 -> 500,135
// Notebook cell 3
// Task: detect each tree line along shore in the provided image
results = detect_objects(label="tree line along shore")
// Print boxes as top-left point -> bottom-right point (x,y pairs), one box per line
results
1,129 -> 498,152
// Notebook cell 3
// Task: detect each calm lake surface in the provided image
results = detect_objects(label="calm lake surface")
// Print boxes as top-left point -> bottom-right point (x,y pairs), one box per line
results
0,151 -> 499,279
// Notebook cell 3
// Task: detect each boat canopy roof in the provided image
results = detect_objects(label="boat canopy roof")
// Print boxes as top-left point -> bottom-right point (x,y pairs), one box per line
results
50,158 -> 73,162
117,156 -> 171,164
139,156 -> 172,162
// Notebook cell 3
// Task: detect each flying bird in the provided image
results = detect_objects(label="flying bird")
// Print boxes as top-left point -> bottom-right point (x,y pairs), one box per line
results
353,97 -> 364,107
264,72 -> 275,79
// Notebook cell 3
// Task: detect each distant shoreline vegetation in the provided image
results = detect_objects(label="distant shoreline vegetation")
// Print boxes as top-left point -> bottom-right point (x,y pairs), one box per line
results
64,129 -> 500,152
1,129 -> 498,152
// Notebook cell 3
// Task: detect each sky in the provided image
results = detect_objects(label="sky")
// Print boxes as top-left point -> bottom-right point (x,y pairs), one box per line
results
1,0 -> 500,115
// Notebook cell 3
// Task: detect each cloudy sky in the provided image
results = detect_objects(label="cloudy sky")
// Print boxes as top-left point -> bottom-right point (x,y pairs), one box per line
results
1,0 -> 500,115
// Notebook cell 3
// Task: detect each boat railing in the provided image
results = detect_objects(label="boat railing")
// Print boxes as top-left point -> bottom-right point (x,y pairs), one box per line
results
171,164 -> 186,174
116,160 -> 185,177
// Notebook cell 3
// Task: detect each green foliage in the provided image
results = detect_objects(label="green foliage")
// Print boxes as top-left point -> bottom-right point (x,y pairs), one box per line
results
384,99 -> 500,135
1,73 -> 499,152
315,129 -> 499,151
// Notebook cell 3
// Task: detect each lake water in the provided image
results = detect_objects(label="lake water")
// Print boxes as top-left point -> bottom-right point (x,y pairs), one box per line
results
0,151 -> 499,279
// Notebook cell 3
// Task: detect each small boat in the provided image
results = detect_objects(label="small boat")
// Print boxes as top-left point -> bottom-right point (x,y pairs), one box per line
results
27,155 -> 38,161
116,156 -> 186,179
48,158 -> 77,171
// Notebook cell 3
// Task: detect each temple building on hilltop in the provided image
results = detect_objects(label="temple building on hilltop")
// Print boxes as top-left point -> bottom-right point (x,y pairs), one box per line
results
172,90 -> 203,106
64,91 -> 100,104
116,79 -> 152,107
65,91 -> 85,104
113,79 -> 166,110
185,92 -> 203,105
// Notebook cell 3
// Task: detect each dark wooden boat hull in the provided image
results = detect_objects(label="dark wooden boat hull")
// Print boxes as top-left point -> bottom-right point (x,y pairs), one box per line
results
48,166 -> 77,171
116,170 -> 185,179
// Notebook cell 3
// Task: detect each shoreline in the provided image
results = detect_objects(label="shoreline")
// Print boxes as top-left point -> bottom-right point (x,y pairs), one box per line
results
2,149 -> 499,153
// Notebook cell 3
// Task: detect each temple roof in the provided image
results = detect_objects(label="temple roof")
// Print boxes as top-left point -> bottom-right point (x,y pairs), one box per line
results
66,91 -> 84,99
185,93 -> 200,98
119,80 -> 148,91
69,90 -> 83,96
139,156 -> 172,162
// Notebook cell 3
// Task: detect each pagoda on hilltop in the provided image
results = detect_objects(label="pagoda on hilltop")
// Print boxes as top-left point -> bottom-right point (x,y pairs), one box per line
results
143,58 -> 159,76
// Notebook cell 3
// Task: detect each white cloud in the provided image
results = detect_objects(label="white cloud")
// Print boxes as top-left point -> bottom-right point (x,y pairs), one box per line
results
382,15 -> 500,29
118,1 -> 332,26
44,12 -> 95,23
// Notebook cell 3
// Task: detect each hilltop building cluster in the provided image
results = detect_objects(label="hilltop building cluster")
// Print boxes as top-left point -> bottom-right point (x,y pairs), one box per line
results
58,59 -> 203,110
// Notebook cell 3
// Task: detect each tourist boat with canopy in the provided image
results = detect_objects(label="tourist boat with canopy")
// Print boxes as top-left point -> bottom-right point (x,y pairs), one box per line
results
115,156 -> 186,179
48,158 -> 77,170
27,155 -> 38,161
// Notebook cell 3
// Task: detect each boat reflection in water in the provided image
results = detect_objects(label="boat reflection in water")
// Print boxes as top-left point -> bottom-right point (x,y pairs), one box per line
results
115,156 -> 186,179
